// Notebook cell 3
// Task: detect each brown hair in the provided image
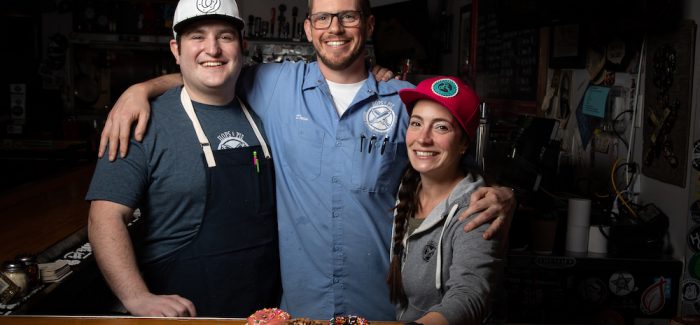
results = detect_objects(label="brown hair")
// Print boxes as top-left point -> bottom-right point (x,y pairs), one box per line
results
387,167 -> 421,306
307,0 -> 372,15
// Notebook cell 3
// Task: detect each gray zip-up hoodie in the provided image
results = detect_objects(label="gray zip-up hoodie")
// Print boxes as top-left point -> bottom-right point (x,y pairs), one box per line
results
394,174 -> 505,324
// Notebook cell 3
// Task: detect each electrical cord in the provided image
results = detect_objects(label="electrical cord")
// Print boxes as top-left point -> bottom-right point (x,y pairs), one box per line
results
611,158 -> 638,219
612,109 -> 634,149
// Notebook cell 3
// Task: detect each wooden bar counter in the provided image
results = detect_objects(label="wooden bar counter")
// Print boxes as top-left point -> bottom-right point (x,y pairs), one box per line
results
0,316 -> 402,325
0,162 -> 95,263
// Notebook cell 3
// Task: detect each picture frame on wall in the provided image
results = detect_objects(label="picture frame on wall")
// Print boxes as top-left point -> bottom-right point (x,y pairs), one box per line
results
549,24 -> 586,69
458,4 -> 473,79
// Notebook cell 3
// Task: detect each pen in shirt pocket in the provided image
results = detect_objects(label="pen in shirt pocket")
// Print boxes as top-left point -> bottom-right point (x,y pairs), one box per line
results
253,150 -> 260,173
360,134 -> 366,152
380,136 -> 388,155
368,136 -> 377,153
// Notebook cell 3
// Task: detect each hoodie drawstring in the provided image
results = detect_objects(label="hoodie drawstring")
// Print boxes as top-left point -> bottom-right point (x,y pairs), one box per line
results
435,204 -> 459,290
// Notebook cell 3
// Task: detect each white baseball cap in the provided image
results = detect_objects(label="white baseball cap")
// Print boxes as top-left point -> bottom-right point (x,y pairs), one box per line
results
173,0 -> 245,38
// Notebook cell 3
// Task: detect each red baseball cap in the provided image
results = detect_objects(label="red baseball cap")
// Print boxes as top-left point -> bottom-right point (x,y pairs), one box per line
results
399,76 -> 480,139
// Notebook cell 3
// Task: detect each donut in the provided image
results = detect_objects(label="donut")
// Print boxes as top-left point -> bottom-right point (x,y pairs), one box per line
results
329,315 -> 370,325
247,308 -> 291,325
288,318 -> 324,325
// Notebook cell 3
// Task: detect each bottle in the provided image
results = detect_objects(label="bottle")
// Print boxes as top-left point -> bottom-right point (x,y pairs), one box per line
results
2,261 -> 28,298
475,102 -> 489,172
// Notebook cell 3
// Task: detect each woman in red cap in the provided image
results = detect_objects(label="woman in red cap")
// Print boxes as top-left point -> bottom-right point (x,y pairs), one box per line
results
387,77 -> 505,325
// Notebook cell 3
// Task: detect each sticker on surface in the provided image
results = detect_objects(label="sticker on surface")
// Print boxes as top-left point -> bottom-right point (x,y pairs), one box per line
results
688,253 -> 700,280
682,279 -> 700,302
609,271 -> 636,296
689,225 -> 700,253
640,277 -> 667,315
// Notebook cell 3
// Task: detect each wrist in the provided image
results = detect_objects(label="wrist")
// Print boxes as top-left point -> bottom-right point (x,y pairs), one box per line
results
129,82 -> 151,98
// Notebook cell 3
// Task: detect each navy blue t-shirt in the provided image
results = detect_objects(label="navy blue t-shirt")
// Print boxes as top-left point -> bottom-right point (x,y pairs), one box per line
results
86,87 -> 265,264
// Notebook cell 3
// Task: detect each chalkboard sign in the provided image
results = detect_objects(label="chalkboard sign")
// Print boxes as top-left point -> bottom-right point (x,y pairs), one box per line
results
474,0 -> 540,102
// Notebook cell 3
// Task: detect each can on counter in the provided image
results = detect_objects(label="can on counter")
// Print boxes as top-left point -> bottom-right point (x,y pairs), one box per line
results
2,261 -> 28,298
16,254 -> 40,289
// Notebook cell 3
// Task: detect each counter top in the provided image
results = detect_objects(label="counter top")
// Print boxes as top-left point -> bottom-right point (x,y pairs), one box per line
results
0,163 -> 95,263
0,315 -> 402,325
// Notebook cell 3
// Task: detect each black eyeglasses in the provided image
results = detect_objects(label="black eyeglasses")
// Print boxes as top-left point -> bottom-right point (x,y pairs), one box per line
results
307,10 -> 362,29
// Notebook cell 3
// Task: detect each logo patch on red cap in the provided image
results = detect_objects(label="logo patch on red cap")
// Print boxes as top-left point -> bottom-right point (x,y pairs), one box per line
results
431,79 -> 458,98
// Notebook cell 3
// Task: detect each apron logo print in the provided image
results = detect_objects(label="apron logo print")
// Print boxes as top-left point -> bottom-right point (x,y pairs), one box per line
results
217,131 -> 249,150
364,101 -> 395,134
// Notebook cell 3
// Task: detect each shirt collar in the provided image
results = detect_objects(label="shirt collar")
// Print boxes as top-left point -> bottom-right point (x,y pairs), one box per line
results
301,61 -> 402,97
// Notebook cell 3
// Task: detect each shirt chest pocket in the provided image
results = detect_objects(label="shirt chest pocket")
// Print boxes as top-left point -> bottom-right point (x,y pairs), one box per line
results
351,139 -> 407,193
283,120 -> 324,180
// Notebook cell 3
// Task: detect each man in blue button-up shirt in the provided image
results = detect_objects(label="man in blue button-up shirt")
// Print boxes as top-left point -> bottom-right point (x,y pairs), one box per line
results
98,0 -> 516,321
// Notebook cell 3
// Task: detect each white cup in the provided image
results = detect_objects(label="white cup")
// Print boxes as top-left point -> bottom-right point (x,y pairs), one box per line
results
566,198 -> 591,253
588,225 -> 609,254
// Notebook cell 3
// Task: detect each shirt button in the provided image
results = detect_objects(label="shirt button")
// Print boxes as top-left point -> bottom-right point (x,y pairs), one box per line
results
335,141 -> 342,147
332,211 -> 339,218
332,176 -> 339,183
334,245 -> 340,251
333,278 -> 340,283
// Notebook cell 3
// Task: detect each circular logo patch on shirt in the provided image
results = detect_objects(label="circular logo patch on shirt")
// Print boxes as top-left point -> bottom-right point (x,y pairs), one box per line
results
431,79 -> 459,98
364,101 -> 396,134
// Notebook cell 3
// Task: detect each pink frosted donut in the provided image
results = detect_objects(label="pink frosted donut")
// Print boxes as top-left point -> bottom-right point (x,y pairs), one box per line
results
247,308 -> 291,325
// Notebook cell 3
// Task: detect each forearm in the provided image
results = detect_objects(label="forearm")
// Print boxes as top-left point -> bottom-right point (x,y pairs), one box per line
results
136,73 -> 183,99
415,312 -> 449,325
88,201 -> 149,306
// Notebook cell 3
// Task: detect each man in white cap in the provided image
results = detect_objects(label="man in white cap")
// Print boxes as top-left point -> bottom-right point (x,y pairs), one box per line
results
86,0 -> 280,317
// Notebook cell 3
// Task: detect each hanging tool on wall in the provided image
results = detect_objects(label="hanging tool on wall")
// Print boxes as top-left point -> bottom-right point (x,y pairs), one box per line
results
291,7 -> 298,39
248,15 -> 254,37
278,4 -> 286,39
270,7 -> 276,39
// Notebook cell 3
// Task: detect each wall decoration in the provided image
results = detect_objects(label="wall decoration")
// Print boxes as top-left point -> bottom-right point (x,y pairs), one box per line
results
642,20 -> 696,187
473,0 -> 540,104
550,24 -> 586,69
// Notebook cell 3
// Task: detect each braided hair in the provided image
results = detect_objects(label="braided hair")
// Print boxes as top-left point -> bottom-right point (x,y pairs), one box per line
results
387,167 -> 421,306
387,157 -> 481,306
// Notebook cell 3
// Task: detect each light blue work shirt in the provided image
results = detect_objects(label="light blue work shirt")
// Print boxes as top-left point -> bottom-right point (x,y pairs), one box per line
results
240,61 -> 413,320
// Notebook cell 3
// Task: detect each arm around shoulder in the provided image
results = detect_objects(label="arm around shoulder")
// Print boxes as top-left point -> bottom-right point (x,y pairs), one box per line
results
98,73 -> 183,161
